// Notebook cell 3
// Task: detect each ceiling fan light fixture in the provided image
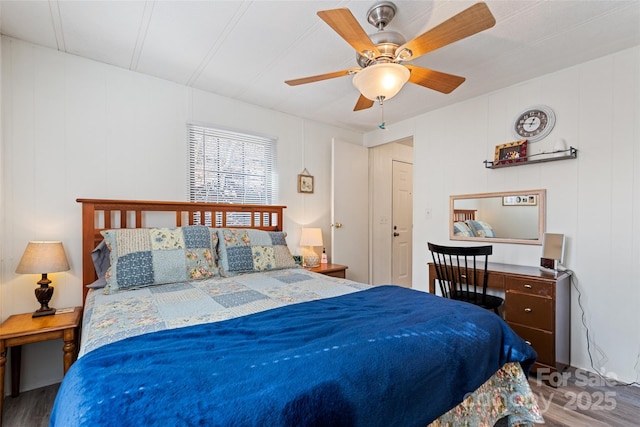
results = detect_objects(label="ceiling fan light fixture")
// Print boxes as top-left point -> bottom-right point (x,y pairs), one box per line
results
353,63 -> 410,101
396,47 -> 413,61
361,49 -> 376,60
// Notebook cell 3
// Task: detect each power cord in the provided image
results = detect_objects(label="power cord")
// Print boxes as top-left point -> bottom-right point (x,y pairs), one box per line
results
567,268 -> 640,387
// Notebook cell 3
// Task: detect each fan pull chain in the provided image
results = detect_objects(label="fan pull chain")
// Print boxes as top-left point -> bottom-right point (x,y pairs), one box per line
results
377,96 -> 386,130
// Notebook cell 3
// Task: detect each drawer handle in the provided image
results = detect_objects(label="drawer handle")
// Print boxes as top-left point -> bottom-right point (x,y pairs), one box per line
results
524,340 -> 532,345
524,308 -> 532,313
524,284 -> 532,289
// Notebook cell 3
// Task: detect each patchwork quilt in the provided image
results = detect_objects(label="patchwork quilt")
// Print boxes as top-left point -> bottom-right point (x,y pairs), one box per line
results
54,284 -> 541,427
80,267 -> 369,357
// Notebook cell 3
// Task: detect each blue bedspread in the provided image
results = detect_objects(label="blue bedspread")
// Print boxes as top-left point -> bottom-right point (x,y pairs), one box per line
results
51,286 -> 536,427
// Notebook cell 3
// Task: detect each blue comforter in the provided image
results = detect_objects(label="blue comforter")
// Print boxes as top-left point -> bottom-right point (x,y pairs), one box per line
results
51,285 -> 536,427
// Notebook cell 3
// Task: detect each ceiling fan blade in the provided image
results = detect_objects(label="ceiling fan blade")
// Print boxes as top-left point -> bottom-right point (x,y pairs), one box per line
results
406,65 -> 466,94
354,94 -> 374,111
285,68 -> 360,86
317,8 -> 380,57
397,2 -> 495,60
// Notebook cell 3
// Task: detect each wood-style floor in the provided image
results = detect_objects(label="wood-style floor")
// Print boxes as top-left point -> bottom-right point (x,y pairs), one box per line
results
2,368 -> 639,426
525,367 -> 640,426
2,382 -> 59,427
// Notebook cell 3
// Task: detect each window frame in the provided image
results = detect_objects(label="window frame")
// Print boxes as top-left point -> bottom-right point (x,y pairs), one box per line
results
187,123 -> 277,207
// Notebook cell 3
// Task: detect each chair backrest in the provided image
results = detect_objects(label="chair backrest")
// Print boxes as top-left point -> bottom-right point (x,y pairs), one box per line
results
428,242 -> 493,304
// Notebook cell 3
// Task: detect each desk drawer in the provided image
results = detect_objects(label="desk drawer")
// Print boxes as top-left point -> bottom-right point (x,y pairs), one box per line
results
505,293 -> 553,330
506,277 -> 554,297
508,323 -> 555,366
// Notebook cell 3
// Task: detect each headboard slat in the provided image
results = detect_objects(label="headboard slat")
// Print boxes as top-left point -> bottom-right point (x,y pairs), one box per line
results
104,210 -> 112,229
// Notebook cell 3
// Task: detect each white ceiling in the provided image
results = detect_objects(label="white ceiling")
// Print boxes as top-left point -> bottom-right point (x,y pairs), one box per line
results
1,0 -> 639,133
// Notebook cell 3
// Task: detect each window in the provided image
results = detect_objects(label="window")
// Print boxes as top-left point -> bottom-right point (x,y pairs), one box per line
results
188,124 -> 276,206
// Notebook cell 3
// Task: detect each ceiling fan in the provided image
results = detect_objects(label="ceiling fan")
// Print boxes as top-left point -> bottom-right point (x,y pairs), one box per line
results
285,2 -> 496,112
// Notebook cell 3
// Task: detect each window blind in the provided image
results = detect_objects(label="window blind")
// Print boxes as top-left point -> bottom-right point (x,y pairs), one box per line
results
188,124 -> 275,206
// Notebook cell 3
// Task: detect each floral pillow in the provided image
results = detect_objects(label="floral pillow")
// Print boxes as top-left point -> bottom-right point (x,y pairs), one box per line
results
466,220 -> 496,238
101,226 -> 219,294
216,228 -> 297,276
453,221 -> 474,237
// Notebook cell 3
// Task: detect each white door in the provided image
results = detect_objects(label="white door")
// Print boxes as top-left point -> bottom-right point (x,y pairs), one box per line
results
331,139 -> 369,283
392,161 -> 413,287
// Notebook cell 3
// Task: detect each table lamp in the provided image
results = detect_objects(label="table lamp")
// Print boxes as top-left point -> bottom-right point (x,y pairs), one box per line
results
16,241 -> 70,317
300,228 -> 322,267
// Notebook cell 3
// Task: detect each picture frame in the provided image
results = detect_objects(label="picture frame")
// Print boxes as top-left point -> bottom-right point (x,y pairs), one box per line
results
297,174 -> 314,193
502,195 -> 538,206
494,140 -> 527,165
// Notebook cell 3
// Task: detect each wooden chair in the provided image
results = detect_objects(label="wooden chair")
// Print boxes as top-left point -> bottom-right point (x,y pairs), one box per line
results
428,242 -> 503,314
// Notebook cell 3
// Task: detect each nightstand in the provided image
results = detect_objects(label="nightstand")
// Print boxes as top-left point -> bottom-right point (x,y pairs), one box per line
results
306,263 -> 348,278
0,307 -> 82,425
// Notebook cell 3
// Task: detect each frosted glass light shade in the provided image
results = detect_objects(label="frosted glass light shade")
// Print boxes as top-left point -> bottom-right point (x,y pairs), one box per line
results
352,63 -> 410,101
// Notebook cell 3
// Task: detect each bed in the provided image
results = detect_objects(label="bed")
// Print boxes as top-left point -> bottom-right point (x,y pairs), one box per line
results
50,199 -> 543,426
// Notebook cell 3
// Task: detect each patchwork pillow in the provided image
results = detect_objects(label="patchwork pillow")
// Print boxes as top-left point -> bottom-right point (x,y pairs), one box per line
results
466,220 -> 496,238
453,221 -> 474,237
216,228 -> 297,276
101,226 -> 219,294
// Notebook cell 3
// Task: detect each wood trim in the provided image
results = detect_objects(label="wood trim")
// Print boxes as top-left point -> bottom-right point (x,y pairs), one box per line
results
77,199 -> 286,304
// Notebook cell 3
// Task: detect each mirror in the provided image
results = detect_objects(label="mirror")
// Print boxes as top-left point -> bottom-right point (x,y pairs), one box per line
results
450,189 -> 545,245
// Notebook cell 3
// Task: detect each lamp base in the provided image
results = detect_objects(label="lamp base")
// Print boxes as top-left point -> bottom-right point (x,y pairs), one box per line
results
34,278 -> 55,318
303,254 -> 320,268
33,307 -> 56,318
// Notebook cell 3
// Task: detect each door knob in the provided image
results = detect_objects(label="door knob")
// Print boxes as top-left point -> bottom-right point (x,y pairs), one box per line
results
332,222 -> 343,228
393,232 -> 400,237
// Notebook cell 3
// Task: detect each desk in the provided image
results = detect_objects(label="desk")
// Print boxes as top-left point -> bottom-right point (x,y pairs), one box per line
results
428,262 -> 570,373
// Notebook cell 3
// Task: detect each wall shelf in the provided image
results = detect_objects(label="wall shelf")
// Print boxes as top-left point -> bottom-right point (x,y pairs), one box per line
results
484,146 -> 577,169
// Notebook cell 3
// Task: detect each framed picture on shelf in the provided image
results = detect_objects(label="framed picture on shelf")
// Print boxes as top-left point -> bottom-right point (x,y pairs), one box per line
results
297,174 -> 314,193
494,140 -> 527,165
502,195 -> 538,206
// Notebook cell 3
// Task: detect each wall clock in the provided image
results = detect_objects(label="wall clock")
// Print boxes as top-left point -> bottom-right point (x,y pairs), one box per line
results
513,105 -> 555,142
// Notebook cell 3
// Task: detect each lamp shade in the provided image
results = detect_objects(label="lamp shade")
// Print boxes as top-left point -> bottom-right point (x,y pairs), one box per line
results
352,63 -> 410,101
300,228 -> 323,247
16,241 -> 70,274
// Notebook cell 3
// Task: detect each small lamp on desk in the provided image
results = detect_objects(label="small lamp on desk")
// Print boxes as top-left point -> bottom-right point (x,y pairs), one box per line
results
300,228 -> 322,268
16,241 -> 70,317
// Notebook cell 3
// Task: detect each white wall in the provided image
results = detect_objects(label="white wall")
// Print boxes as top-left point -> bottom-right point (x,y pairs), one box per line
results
0,37 -> 362,392
365,46 -> 640,384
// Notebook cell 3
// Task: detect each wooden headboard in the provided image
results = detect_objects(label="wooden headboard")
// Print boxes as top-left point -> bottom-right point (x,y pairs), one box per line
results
452,209 -> 476,223
77,198 -> 286,302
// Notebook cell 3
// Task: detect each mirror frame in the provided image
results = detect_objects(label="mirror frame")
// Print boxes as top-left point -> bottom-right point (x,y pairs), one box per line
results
450,189 -> 546,245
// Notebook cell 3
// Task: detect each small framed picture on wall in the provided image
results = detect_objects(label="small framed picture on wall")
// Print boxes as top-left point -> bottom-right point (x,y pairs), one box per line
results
494,140 -> 527,165
298,174 -> 314,193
